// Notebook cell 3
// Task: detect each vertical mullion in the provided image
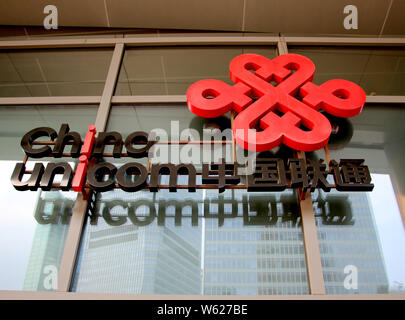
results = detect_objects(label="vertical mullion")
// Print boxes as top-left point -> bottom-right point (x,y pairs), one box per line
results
300,194 -> 326,294
295,149 -> 326,294
95,43 -> 125,131
297,151 -> 326,294
277,36 -> 288,55
56,193 -> 89,292
280,36 -> 326,295
57,43 -> 125,292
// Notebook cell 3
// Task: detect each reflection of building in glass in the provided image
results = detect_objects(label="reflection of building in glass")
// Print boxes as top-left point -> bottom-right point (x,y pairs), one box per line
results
71,181 -> 390,295
203,190 -> 309,295
73,187 -> 310,295
313,191 -> 389,294
23,191 -> 71,291
73,190 -> 202,294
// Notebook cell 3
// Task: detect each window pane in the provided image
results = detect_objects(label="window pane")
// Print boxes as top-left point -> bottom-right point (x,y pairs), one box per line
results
72,186 -> 204,295
309,104 -> 405,294
107,104 -> 234,165
114,46 -> 277,95
107,104 -> 201,137
203,190 -> 308,295
72,186 -> 308,295
82,103 -> 309,295
0,48 -> 113,97
288,46 -> 405,96
0,105 -> 97,291
0,105 -> 98,160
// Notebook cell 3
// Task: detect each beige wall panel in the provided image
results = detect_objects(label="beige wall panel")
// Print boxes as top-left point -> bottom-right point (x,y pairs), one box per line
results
106,0 -> 244,31
0,0 -> 109,27
245,0 -> 390,35
382,0 -> 405,35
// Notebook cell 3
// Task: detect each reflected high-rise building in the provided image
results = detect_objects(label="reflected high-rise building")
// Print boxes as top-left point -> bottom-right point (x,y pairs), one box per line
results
23,191 -> 71,291
203,190 -> 309,295
72,190 -> 202,294
24,187 -> 390,295
203,190 -> 390,295
314,191 -> 389,294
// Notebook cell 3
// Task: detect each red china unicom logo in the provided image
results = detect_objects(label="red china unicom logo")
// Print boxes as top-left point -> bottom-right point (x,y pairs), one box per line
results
186,53 -> 366,152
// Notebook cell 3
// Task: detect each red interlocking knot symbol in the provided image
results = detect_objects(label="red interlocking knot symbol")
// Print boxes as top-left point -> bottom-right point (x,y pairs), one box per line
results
186,53 -> 366,152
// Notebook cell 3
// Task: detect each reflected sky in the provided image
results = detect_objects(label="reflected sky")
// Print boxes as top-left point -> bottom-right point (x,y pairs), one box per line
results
0,161 -> 76,290
0,161 -> 38,290
369,174 -> 405,290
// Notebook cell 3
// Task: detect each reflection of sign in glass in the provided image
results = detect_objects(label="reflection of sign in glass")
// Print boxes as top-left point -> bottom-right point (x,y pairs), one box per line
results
34,192 -> 355,228
314,193 -> 354,225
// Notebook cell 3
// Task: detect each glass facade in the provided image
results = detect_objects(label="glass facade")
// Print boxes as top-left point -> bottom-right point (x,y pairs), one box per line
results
314,189 -> 391,294
203,190 -> 308,295
106,103 -> 234,166
115,46 -> 277,95
72,188 -> 203,294
72,181 -> 204,294
72,180 -> 308,295
310,105 -> 405,294
288,46 -> 405,96
0,105 -> 97,290
0,49 -> 113,97
0,35 -> 404,298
